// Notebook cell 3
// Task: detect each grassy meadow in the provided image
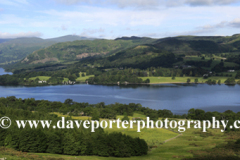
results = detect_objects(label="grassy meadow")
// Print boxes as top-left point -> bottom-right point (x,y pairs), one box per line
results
1,121 -> 237,160
141,76 -> 239,84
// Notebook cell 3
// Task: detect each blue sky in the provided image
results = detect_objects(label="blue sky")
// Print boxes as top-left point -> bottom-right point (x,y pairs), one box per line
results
0,0 -> 240,39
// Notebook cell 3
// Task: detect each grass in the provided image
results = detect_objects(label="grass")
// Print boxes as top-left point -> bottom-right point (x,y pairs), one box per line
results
28,76 -> 51,81
27,74 -> 94,83
2,110 -> 239,160
76,75 -> 94,82
141,76 -> 239,84
1,124 -> 232,160
51,112 -> 178,146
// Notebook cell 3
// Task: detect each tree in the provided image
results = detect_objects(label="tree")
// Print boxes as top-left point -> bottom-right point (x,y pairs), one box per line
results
122,112 -> 129,122
187,78 -> 191,83
68,75 -> 76,81
46,132 -> 62,154
144,78 -> 150,83
224,78 -> 236,85
195,78 -> 198,84
91,109 -> 100,121
218,80 -> 221,85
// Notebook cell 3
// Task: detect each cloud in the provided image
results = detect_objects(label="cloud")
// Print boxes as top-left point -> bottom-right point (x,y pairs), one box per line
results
228,18 -> 240,28
185,0 -> 239,6
79,28 -> 105,37
0,31 -> 43,39
61,25 -> 68,30
54,0 -> 239,8
0,8 -> 3,12
0,0 -> 29,6
165,18 -> 240,37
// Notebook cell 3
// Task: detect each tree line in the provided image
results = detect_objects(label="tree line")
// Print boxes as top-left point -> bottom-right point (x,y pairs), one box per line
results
0,100 -> 148,157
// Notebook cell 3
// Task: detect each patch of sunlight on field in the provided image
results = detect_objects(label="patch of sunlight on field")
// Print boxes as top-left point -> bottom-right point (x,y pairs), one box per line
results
105,123 -> 178,146
76,75 -> 94,82
140,76 -> 237,84
29,76 -> 51,81
63,77 -> 69,82
52,112 -> 178,145
116,112 -> 146,120
51,112 -> 90,120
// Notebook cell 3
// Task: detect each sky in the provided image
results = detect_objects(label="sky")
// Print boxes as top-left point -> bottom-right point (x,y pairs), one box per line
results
0,0 -> 240,39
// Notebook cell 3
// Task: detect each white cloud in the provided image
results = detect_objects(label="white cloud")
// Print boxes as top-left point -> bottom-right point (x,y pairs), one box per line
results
185,0 -> 239,6
79,28 -> 105,37
0,8 -> 3,12
41,8 -> 166,27
0,0 -> 29,6
229,18 -> 240,27
54,0 -> 239,8
61,25 -> 68,30
0,31 -> 42,39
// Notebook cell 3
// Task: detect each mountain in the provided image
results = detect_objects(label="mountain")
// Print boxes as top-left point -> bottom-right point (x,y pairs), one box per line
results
0,39 -> 10,44
0,35 -> 96,65
46,35 -> 96,43
0,37 -> 55,65
5,34 -> 240,70
152,38 -> 233,55
72,34 -> 240,69
20,37 -> 155,65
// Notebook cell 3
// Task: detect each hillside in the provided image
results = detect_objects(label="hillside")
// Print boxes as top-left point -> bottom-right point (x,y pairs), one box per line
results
152,37 -> 236,55
46,35 -> 95,42
20,37 -> 155,65
0,39 -> 10,44
0,35 -> 95,65
80,44 -> 176,69
5,34 -> 240,71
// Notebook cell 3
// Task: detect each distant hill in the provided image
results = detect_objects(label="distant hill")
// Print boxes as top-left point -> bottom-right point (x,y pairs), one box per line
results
0,39 -> 10,44
91,44 -> 176,69
74,34 -> 240,69
0,35 -> 96,65
20,37 -> 155,65
4,34 -> 240,70
152,38 -> 233,55
46,35 -> 96,43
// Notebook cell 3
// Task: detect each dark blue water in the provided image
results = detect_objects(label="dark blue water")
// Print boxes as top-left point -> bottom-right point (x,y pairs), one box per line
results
0,68 -> 12,75
0,83 -> 240,114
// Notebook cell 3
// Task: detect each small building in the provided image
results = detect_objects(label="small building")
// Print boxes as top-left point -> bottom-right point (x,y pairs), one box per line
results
38,80 -> 46,83
228,70 -> 235,72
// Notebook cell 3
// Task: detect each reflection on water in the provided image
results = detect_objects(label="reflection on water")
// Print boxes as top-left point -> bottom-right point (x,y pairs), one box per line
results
0,83 -> 240,114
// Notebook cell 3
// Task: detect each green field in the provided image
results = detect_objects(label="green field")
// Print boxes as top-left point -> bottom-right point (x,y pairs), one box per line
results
27,74 -> 94,83
29,76 -> 51,81
1,111 -> 239,160
1,124 -> 232,160
76,75 -> 94,82
141,76 -> 238,84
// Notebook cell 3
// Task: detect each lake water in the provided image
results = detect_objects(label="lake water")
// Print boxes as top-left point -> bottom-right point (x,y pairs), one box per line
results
0,68 -> 12,75
0,83 -> 240,114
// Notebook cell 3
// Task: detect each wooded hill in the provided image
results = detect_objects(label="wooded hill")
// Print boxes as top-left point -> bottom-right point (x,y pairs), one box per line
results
19,34 -> 240,66
0,35 -> 96,65
2,34 -> 240,73
20,37 -> 155,65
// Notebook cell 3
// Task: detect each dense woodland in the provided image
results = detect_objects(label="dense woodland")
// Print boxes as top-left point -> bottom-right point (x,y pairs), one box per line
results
0,97 -> 148,157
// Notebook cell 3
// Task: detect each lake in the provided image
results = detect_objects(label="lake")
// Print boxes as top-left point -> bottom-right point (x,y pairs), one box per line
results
0,68 -> 12,75
0,83 -> 240,114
